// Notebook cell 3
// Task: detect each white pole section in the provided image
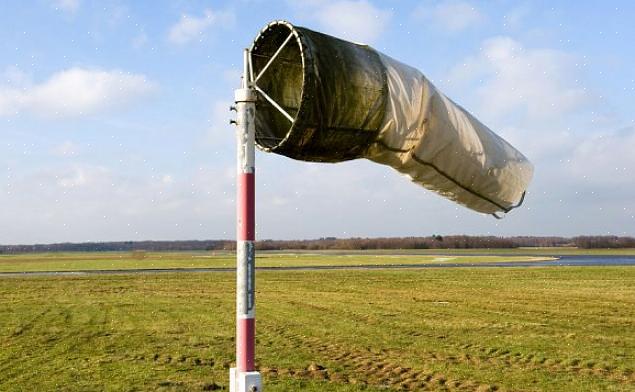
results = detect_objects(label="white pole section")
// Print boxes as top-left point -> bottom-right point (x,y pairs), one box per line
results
230,48 -> 262,392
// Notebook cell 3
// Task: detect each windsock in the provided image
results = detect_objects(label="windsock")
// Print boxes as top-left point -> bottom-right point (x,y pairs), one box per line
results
250,21 -> 533,216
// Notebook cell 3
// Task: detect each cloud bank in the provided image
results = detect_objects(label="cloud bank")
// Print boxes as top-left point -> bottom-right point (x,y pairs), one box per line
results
415,0 -> 483,32
449,36 -> 590,122
290,0 -> 392,44
51,0 -> 80,14
168,8 -> 235,45
0,67 -> 156,117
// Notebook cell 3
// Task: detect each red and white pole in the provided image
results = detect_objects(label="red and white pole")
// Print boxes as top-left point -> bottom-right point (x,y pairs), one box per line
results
230,49 -> 262,392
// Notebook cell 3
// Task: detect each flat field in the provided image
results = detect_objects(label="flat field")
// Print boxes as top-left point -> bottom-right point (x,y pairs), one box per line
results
1,255 -> 634,391
0,251 -> 556,273
270,248 -> 635,256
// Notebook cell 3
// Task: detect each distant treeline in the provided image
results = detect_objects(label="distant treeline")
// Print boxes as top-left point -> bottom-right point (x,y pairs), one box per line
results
257,236 -> 635,250
1,235 -> 634,254
0,240 -> 230,254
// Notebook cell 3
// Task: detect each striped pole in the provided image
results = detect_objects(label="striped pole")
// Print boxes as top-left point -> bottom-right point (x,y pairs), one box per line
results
230,49 -> 262,392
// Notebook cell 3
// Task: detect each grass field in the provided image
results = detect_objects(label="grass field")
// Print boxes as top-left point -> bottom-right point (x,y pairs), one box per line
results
1,259 -> 634,391
0,252 -> 557,273
271,248 -> 635,256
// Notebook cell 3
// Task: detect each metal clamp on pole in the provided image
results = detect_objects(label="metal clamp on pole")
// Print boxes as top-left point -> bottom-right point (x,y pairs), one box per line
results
230,48 -> 262,392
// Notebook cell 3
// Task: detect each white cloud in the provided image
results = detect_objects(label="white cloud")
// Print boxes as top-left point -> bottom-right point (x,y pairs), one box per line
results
291,0 -> 392,44
161,174 -> 174,185
438,34 -> 634,234
0,159 -> 239,243
566,127 -> 635,186
0,67 -> 156,117
2,66 -> 30,86
168,8 -> 235,45
449,36 -> 590,122
415,0 -> 483,32
57,165 -> 108,188
52,0 -> 80,13
503,4 -> 531,30
52,141 -> 80,157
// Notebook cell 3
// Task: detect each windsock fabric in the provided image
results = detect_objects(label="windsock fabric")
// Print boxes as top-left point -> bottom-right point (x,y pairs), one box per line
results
250,20 -> 533,215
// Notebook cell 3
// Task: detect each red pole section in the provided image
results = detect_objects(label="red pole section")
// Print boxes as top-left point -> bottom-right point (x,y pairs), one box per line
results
230,48 -> 261,392
235,58 -> 257,374
236,169 -> 255,372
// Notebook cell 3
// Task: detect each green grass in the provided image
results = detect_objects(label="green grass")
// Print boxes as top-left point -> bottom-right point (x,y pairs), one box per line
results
1,265 -> 634,391
0,252 -> 555,273
270,247 -> 635,256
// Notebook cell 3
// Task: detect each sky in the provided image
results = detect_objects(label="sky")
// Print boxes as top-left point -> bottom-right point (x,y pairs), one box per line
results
1,1 -> 635,244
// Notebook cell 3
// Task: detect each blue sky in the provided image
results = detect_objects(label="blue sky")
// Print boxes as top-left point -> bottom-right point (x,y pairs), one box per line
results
1,0 -> 634,244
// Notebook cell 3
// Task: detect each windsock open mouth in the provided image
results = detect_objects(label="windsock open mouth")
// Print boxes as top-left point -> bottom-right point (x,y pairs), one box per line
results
251,20 -> 386,162
250,21 -> 303,151
249,20 -> 534,216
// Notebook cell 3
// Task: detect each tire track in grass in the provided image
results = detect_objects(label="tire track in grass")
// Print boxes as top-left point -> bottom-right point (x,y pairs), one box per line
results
441,342 -> 635,385
267,299 -> 633,388
0,307 -> 54,377
8,306 -> 51,337
332,303 -> 635,387
258,323 -> 499,391
400,329 -> 634,386
259,310 -> 633,390
0,306 -> 64,385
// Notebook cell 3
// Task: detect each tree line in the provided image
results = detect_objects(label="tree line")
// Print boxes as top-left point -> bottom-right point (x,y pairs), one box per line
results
1,235 -> 634,254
